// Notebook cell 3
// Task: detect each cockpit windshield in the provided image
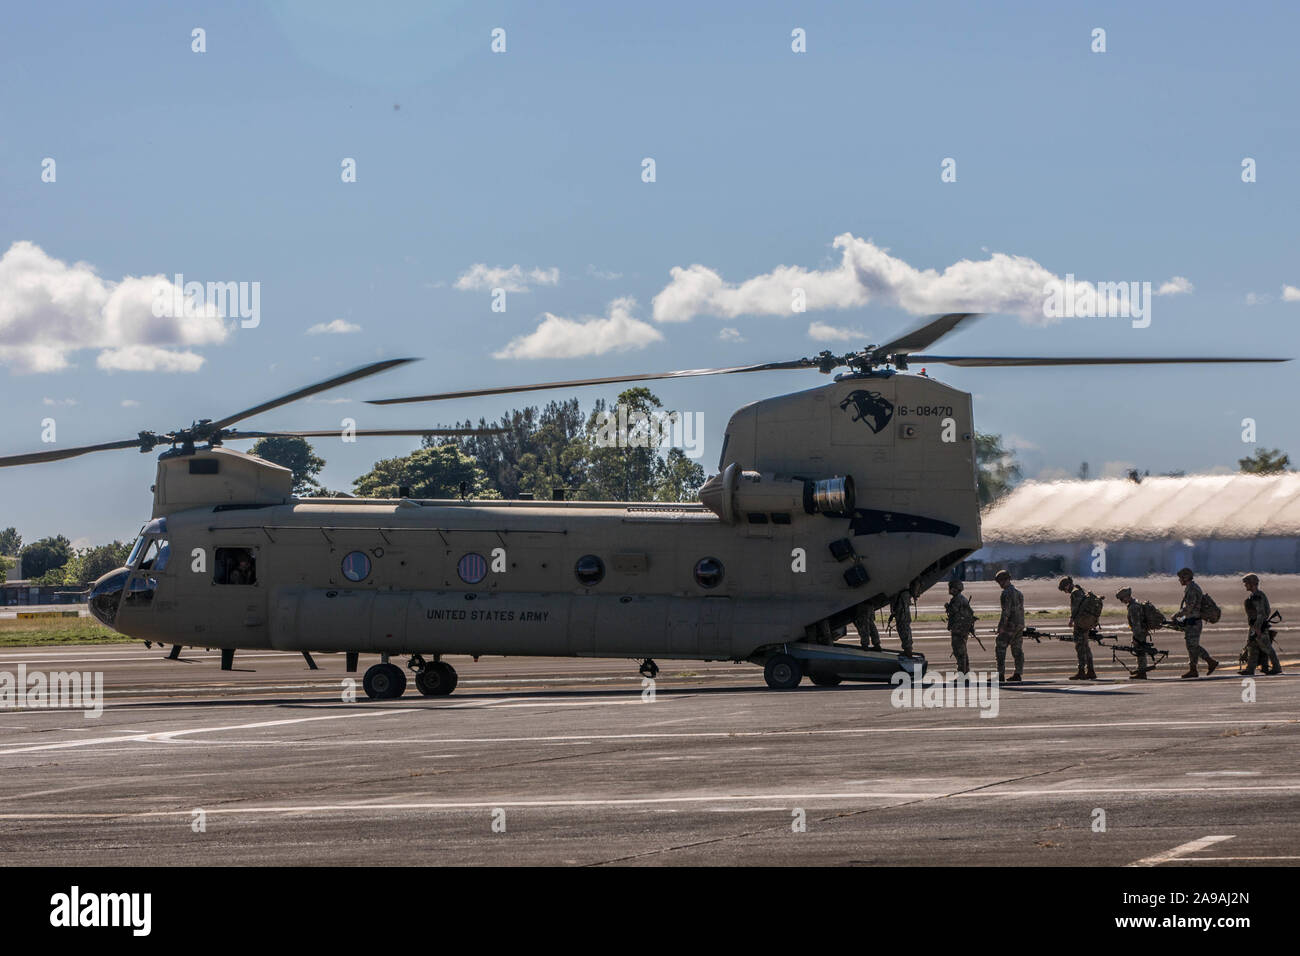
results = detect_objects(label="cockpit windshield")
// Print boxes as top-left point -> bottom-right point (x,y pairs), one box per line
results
126,518 -> 167,569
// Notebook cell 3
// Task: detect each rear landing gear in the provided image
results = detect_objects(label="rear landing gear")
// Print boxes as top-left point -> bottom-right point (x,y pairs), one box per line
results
363,662 -> 407,700
764,653 -> 803,689
415,660 -> 458,696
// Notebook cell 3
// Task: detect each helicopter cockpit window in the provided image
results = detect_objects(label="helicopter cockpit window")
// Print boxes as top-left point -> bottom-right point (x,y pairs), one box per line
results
127,517 -> 167,569
138,538 -> 170,572
214,547 -> 258,586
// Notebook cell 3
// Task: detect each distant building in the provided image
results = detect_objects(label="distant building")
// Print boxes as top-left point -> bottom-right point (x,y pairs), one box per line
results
971,473 -> 1300,578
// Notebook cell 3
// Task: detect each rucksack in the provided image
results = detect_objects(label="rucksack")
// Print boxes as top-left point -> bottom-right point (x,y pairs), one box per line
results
1140,601 -> 1166,632
1076,591 -> 1104,630
947,598 -> 975,632
1199,592 -> 1222,624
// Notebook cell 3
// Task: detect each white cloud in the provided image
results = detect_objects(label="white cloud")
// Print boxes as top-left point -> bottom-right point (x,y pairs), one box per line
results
42,397 -> 77,406
1246,292 -> 1270,306
494,297 -> 664,359
1155,276 -> 1193,296
652,233 -> 1121,325
807,321 -> 867,342
587,265 -> 624,280
454,264 -> 561,293
97,345 -> 206,373
0,240 -> 229,373
121,399 -> 140,407
1283,285 -> 1300,302
306,319 -> 361,335
718,327 -> 745,342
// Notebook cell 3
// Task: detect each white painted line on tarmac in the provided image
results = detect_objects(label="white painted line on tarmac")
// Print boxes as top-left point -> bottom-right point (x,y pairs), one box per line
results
0,788 -> 1296,822
1128,834 -> 1234,867
0,708 -> 414,755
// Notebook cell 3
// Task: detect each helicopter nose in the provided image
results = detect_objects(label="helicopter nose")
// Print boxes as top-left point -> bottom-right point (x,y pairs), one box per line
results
88,567 -> 129,628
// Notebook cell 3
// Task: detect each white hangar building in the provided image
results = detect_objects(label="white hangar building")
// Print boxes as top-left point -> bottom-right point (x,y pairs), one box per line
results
972,473 -> 1300,578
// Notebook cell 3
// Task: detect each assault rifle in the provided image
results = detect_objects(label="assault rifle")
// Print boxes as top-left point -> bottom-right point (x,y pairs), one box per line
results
1022,625 -> 1105,644
1023,625 -> 1168,674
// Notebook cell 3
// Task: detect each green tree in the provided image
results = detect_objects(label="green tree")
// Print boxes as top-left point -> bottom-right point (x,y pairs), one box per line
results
430,399 -> 586,499
20,535 -> 72,579
249,436 -> 326,495
1239,447 -> 1290,474
975,432 -> 1022,508
353,444 -> 500,499
581,389 -> 668,501
656,447 -> 707,503
73,541 -> 133,583
0,527 -> 22,556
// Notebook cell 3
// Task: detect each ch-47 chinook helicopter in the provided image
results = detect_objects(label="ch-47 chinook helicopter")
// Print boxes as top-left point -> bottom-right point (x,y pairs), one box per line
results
1,312 -> 1285,698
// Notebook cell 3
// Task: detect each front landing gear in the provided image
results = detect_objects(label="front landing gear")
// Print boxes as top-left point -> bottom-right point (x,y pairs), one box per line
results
763,653 -> 803,689
363,662 -> 407,700
638,658 -> 659,679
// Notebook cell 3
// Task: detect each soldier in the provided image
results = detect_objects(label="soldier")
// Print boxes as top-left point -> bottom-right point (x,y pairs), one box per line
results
943,579 -> 975,672
1242,574 -> 1282,676
1058,576 -> 1097,681
1172,567 -> 1218,679
890,589 -> 915,656
994,569 -> 1025,682
1115,587 -> 1151,679
854,603 -> 883,651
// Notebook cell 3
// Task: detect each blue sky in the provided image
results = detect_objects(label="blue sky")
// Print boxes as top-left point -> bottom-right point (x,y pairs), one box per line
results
2,0 -> 1298,546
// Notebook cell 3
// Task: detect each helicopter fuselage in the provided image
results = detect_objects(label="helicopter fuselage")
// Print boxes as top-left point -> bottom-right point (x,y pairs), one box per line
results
89,371 -> 982,676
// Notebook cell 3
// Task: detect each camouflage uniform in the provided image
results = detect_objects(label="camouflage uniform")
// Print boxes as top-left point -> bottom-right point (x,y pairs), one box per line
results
944,591 -> 974,672
995,583 -> 1025,679
891,590 -> 914,655
1244,588 -> 1281,675
1179,579 -> 1213,669
1068,585 -> 1095,673
854,605 -> 882,651
1126,598 -> 1151,674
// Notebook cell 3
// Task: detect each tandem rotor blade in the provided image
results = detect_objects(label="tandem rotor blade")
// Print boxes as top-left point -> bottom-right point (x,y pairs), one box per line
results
224,428 -> 508,439
0,438 -> 152,468
907,355 -> 1291,367
869,313 -> 982,361
210,358 -> 420,429
365,360 -> 817,406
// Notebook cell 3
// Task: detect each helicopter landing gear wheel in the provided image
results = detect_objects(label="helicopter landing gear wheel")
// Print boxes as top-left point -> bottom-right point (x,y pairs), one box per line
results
809,672 -> 842,687
363,662 -> 407,700
638,658 -> 659,679
415,661 -> 458,696
764,653 -> 803,689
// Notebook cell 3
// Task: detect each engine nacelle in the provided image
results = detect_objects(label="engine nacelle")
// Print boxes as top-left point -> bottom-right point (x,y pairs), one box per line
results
699,463 -> 855,524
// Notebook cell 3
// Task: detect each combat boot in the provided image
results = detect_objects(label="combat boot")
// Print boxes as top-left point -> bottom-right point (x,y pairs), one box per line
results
1005,672 -> 1022,683
1206,658 -> 1219,676
1068,668 -> 1086,680
1180,666 -> 1199,679
1084,666 -> 1098,681
1129,669 -> 1148,680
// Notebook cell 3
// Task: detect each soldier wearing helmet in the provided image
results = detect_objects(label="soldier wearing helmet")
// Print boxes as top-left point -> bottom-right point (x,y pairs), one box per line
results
943,579 -> 975,673
994,570 -> 1025,682
1059,575 -> 1097,681
1115,587 -> 1151,679
1242,574 -> 1282,676
1173,567 -> 1218,679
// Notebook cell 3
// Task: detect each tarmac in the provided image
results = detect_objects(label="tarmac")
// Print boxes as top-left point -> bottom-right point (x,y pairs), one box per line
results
0,576 -> 1296,866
